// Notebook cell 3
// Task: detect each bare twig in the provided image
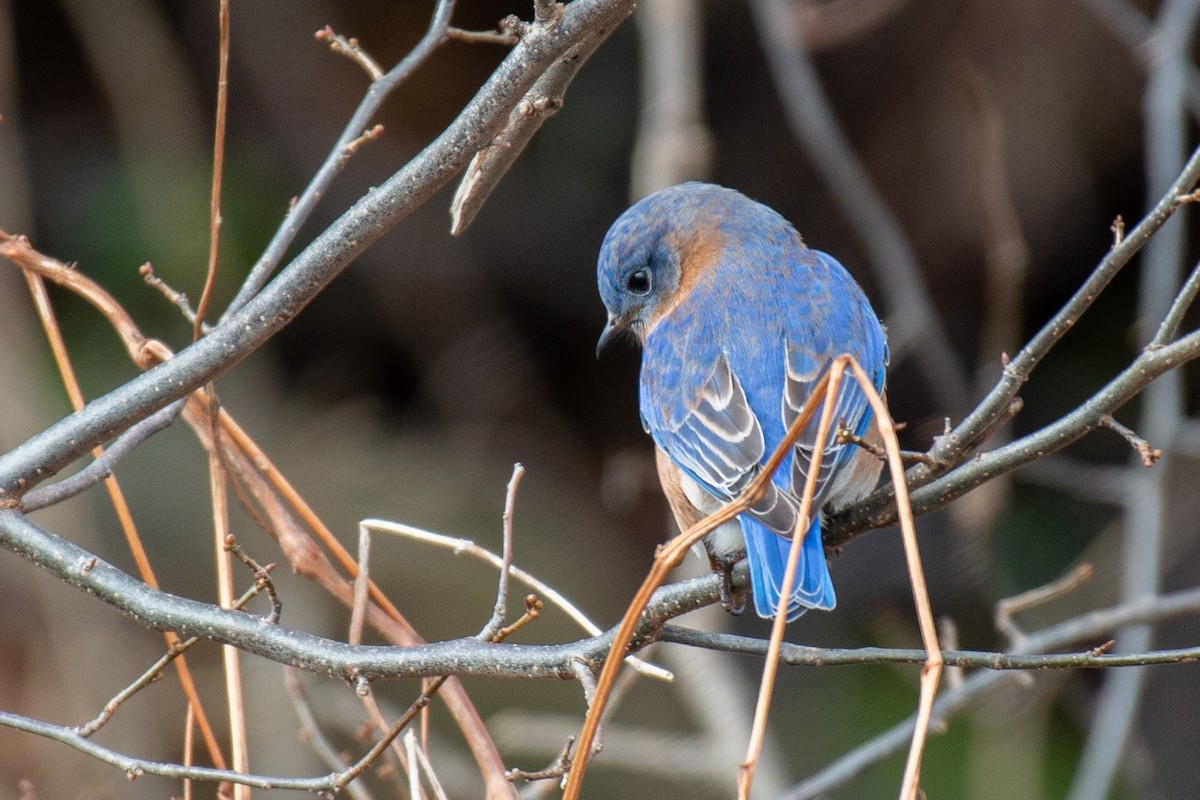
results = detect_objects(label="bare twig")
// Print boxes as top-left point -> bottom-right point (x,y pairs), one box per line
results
140,262 -> 201,325
411,728 -> 450,800
315,25 -> 384,81
360,518 -> 671,681
657,628 -> 1200,670
506,736 -> 576,784
224,535 -> 282,624
404,730 -> 423,800
343,123 -> 384,157
21,399 -> 185,511
836,423 -> 941,466
284,668 -> 374,800
450,11 -> 622,233
222,0 -> 458,319
750,0 -> 970,415
349,522 -> 372,646
73,574 -> 273,738
193,0 -> 228,341
182,703 -> 195,800
209,418 -> 248,800
0,710 -> 345,792
480,463 -> 525,643
995,563 -> 1095,645
448,24 -> 521,46
1151,256 -> 1200,345
1098,415 -> 1163,467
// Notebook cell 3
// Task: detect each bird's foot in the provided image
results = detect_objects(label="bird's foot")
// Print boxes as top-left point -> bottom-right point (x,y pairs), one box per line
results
709,555 -> 745,615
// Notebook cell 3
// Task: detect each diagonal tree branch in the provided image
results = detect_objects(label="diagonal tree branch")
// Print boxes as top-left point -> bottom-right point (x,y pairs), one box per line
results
828,140 -> 1200,544
0,0 -> 635,502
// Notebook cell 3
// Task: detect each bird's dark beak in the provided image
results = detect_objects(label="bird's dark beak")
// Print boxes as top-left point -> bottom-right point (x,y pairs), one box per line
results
596,315 -> 624,358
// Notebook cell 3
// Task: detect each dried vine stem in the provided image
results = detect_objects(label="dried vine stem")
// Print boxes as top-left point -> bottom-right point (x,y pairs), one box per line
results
563,356 -> 941,800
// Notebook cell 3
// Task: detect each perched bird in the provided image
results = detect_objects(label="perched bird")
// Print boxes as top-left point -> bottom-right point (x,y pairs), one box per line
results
596,183 -> 888,620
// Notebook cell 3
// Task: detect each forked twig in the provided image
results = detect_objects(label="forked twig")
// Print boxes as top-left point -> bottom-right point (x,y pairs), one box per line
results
1099,415 -> 1163,467
359,519 -> 672,681
996,563 -> 1094,645
481,463 -> 526,642
315,25 -> 385,80
73,573 -> 274,739
194,0 -> 229,341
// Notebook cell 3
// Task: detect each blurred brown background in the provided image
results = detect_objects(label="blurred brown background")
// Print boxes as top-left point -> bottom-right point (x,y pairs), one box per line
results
1,1 -> 1198,798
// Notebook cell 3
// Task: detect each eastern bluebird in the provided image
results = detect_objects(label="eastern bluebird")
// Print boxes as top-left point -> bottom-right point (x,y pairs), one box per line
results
596,183 -> 888,621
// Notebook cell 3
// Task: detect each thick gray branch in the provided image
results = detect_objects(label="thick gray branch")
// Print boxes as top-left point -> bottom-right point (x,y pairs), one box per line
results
830,325 -> 1200,544
828,141 -> 1200,544
0,508 -> 716,681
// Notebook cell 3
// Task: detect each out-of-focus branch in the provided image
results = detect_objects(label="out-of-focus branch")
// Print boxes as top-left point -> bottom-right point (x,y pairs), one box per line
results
1066,2 -> 1200,798
628,0 -> 713,199
1079,0 -> 1200,122
0,0 -> 636,501
789,0 -> 908,51
749,0 -> 971,415
782,582 -> 1200,799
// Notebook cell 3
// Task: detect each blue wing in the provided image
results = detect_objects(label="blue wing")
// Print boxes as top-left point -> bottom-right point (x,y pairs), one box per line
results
641,248 -> 887,620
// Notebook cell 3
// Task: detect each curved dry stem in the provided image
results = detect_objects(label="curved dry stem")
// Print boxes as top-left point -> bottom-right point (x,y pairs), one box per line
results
562,369 -> 835,799
21,269 -> 228,770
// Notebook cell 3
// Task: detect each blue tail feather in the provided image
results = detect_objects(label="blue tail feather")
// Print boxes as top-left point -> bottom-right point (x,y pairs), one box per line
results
742,516 -> 835,621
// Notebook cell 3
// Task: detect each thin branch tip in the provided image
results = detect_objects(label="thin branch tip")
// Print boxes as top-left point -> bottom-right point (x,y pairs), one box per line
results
315,25 -> 384,80
1100,416 -> 1163,467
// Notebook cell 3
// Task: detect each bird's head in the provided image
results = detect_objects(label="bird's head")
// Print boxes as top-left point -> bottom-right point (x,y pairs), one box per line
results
595,182 -> 730,357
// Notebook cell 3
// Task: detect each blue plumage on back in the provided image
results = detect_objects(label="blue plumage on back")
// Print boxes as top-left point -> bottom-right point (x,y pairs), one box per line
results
597,183 -> 887,621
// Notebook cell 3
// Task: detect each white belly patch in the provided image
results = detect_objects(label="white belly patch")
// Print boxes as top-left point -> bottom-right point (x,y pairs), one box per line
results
680,471 -> 744,556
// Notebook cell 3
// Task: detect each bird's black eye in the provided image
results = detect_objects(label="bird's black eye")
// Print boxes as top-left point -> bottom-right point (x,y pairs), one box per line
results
626,268 -> 652,295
